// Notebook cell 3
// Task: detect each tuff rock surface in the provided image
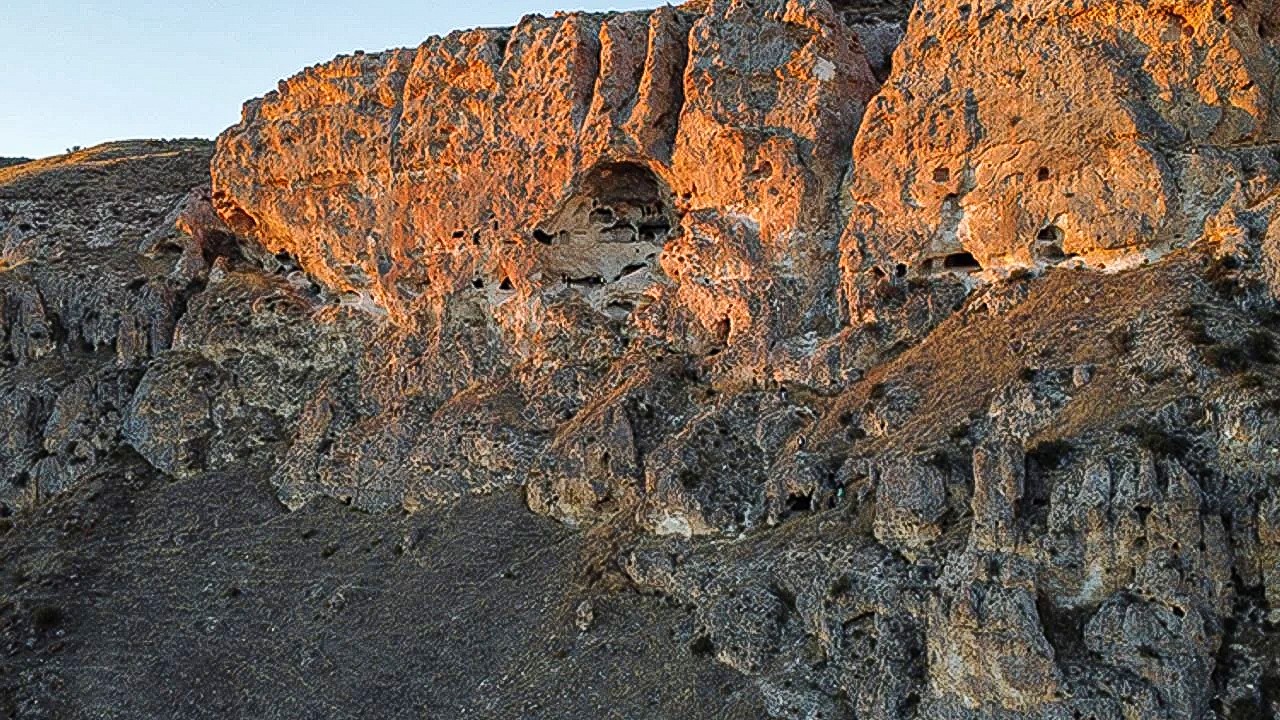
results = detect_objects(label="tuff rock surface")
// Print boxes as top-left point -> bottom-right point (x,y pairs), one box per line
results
8,0 -> 1280,717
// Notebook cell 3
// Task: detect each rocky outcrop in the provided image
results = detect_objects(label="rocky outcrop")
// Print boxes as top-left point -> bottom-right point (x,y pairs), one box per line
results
9,0 -> 1280,717
843,0 -> 1280,307
212,0 -> 876,346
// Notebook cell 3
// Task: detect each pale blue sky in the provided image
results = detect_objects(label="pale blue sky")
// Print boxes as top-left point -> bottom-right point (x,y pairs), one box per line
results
1,1 -> 656,158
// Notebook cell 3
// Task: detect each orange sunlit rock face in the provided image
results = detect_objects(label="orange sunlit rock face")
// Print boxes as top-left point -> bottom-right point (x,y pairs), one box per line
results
213,1 -> 876,354
843,0 -> 1280,314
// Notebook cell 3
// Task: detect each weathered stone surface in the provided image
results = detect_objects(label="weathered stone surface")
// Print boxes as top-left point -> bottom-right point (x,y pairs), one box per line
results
211,0 -> 878,349
842,0 -> 1280,320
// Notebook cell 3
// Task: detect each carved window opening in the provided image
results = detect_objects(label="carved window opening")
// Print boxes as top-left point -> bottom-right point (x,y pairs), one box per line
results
533,162 -> 677,318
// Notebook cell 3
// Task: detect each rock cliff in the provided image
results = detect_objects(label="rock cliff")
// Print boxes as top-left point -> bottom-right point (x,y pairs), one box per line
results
7,1 -> 1280,717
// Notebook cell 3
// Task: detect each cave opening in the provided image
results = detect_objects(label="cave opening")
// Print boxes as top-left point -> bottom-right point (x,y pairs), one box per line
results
1035,224 -> 1067,263
943,252 -> 982,271
532,161 -> 677,318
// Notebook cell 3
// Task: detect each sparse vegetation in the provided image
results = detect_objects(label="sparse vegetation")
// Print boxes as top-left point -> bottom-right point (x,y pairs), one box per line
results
0,245 -> 33,273
1206,345 -> 1250,375
1245,331 -> 1278,364
1121,423 -> 1193,458
1107,326 -> 1135,356
1206,254 -> 1244,298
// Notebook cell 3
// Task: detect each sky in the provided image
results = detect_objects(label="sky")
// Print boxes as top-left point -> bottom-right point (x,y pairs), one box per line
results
1,1 -> 656,159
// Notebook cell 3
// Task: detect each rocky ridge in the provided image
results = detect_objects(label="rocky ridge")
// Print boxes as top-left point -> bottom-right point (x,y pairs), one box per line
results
6,0 -> 1280,717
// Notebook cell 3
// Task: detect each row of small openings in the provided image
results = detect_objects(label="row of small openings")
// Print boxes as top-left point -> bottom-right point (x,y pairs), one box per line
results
472,259 -> 655,293
931,166 -> 1052,184
870,263 -> 909,280
472,277 -> 515,291
530,220 -> 670,246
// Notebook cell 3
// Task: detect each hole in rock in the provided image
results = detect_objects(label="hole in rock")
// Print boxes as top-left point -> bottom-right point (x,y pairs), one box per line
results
689,635 -> 715,656
932,167 -> 951,183
1037,224 -> 1064,244
1035,225 -> 1068,262
944,252 -> 982,271
534,162 -> 677,313
498,277 -> 513,291
471,278 -> 484,289
1036,167 -> 1052,182
786,493 -> 813,515
615,262 -> 648,280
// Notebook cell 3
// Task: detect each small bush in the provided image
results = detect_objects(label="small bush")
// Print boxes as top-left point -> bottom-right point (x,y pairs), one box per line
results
875,283 -> 907,306
1245,331 -> 1278,365
1206,345 -> 1249,375
1240,374 -> 1267,390
32,604 -> 63,632
1121,423 -> 1192,458
1206,254 -> 1244,298
1108,326 -> 1135,356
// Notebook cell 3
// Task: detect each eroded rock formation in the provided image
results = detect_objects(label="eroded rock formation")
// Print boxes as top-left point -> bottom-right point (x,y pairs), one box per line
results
8,0 -> 1280,717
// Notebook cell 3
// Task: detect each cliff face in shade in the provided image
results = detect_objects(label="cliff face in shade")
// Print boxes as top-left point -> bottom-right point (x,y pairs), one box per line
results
10,0 -> 1280,718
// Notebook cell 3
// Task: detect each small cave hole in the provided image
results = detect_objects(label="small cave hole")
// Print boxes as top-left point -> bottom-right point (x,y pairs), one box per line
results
1036,166 -> 1052,182
471,278 -> 484,290
615,262 -> 648,280
532,228 -> 555,245
498,277 -> 513,291
639,223 -> 671,244
786,493 -> 814,515
689,635 -> 715,656
1037,224 -> 1064,244
895,263 -> 908,278
451,230 -> 466,240
589,207 -> 615,225
932,167 -> 951,183
944,252 -> 982,271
